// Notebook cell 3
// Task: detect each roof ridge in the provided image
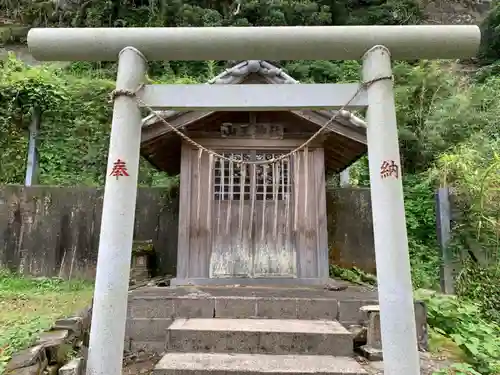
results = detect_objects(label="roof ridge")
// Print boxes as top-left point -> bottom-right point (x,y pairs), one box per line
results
207,60 -> 297,85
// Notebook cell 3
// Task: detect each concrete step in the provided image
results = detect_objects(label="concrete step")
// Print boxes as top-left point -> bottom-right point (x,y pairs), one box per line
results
166,318 -> 353,356
153,352 -> 367,375
127,292 -> 379,322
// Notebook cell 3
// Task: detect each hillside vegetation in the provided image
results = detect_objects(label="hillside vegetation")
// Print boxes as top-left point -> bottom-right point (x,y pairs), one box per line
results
0,0 -> 499,373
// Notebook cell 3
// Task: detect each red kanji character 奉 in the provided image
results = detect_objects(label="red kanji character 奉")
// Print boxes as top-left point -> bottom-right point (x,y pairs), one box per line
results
110,159 -> 129,179
380,160 -> 399,179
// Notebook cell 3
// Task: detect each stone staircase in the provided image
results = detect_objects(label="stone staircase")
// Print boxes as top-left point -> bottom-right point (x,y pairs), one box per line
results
155,317 -> 366,375
125,284 -> 381,375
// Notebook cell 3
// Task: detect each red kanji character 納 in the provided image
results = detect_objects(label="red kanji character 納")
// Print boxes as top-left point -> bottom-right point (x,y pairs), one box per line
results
380,160 -> 399,179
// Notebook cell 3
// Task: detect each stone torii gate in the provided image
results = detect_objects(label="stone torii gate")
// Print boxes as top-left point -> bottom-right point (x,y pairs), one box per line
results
27,25 -> 480,375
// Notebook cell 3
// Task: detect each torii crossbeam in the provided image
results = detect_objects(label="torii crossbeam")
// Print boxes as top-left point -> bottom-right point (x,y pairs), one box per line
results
27,25 -> 480,375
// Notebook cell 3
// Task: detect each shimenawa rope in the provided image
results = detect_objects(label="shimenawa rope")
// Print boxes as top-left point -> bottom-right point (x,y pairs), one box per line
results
110,75 -> 392,166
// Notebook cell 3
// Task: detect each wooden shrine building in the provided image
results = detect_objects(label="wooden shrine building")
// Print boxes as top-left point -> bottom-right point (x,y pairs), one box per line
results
140,60 -> 368,286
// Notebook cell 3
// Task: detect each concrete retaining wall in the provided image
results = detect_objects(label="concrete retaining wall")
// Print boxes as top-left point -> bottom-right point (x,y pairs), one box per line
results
0,185 -> 375,279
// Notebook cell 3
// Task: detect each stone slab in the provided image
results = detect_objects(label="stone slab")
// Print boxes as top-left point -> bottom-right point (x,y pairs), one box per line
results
166,318 -> 353,356
130,296 -> 339,321
153,353 -> 367,375
127,283 -> 376,323
128,283 -> 375,299
255,298 -> 299,319
358,300 -> 428,355
128,297 -> 214,319
170,277 -> 329,287
360,345 -> 383,361
53,317 -> 83,336
7,364 -> 44,375
59,358 -> 83,375
35,329 -> 69,345
6,345 -> 47,371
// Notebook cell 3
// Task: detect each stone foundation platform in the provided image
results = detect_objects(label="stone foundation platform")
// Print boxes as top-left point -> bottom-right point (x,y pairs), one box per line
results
125,281 -> 427,375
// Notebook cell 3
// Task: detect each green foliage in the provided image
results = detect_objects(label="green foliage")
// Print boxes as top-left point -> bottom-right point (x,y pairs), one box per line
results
417,291 -> 500,375
0,54 -> 111,185
329,264 -> 377,286
344,0 -> 422,25
456,263 -> 500,326
0,56 -> 66,183
344,60 -> 500,375
403,174 -> 441,289
348,61 -> 500,293
0,0 -> 424,77
0,0 -> 423,30
478,4 -> 500,65
435,138 -> 500,264
285,60 -> 361,83
433,363 -> 482,375
0,54 -> 181,186
429,108 -> 500,326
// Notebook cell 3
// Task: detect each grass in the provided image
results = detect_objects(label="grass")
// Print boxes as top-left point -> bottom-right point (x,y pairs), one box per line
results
0,270 -> 94,374
428,328 -> 468,362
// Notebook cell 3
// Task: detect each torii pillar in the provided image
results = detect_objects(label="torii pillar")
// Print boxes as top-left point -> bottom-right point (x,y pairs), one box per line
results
27,25 -> 480,375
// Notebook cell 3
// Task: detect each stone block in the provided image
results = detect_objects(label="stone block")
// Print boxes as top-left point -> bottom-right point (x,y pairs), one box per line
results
415,301 -> 428,351
173,297 -> 215,318
359,345 -> 383,361
257,331 -> 352,356
75,306 -> 92,332
6,345 -> 47,372
166,318 -> 353,356
53,318 -> 83,337
125,318 -> 172,342
153,352 -> 368,375
129,298 -> 175,319
36,329 -> 69,346
365,311 -> 382,349
339,300 -> 377,325
214,297 -> 257,318
256,298 -> 297,319
34,329 -> 73,365
168,329 -> 260,353
59,358 -> 83,375
297,298 -> 338,320
359,301 -> 429,360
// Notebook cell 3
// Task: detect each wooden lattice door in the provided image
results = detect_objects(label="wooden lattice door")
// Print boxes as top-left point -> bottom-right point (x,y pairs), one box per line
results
209,151 -> 296,278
